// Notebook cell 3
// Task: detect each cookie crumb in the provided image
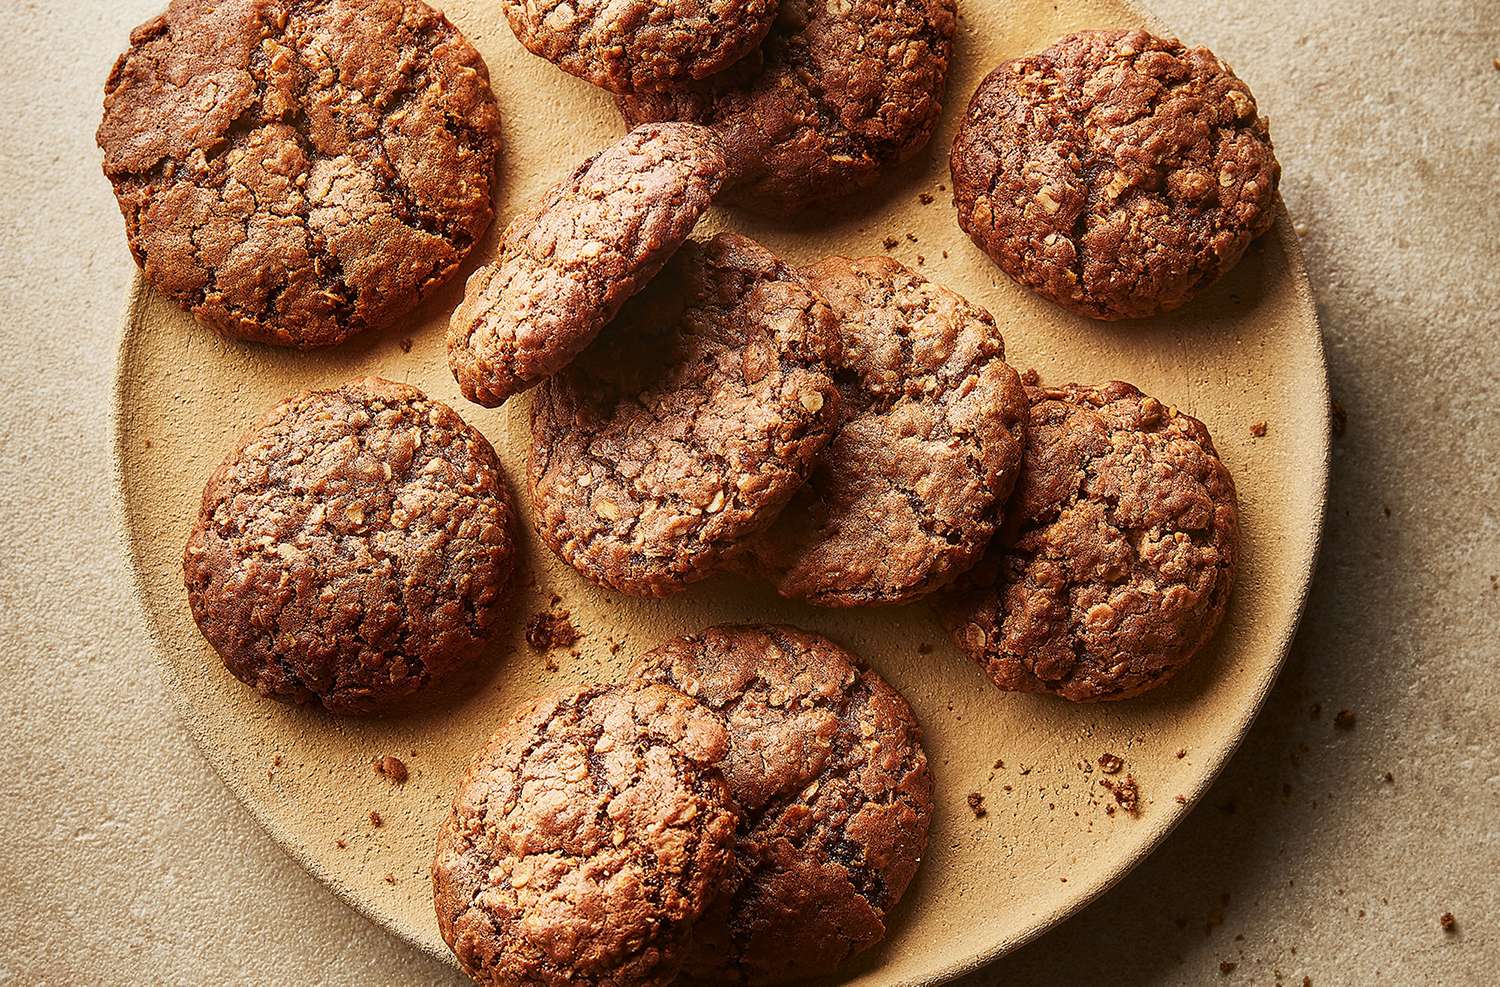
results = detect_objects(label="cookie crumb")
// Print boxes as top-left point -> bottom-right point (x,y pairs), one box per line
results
1334,708 -> 1357,730
918,192 -> 934,204
1176,748 -> 1187,759
373,755 -> 408,784
966,792 -> 987,818
905,233 -> 917,243
1303,978 -> 1312,987
1175,794 -> 1188,804
1382,771 -> 1394,783
399,337 -> 413,353
335,838 -> 348,849
384,872 -> 397,885
1440,911 -> 1456,932
1250,420 -> 1268,437
525,610 -> 579,651
1097,752 -> 1124,774
882,236 -> 899,251
915,254 -> 925,266
993,758 -> 1004,769
369,810 -> 383,828
1220,961 -> 1237,975
1100,775 -> 1140,814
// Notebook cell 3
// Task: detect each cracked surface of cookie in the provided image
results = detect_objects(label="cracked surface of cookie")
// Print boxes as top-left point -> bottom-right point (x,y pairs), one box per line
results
950,29 -> 1280,320
529,232 -> 841,597
617,0 -> 955,214
745,256 -> 1028,606
183,377 -> 515,714
448,123 -> 725,408
630,624 -> 933,985
432,682 -> 738,987
503,0 -> 779,95
939,382 -> 1239,701
98,0 -> 501,348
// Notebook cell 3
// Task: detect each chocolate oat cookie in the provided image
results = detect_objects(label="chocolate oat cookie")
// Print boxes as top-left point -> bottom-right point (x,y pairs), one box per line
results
432,682 -> 738,987
745,257 -> 1028,606
950,29 -> 1280,320
530,232 -> 841,597
448,123 -> 725,408
184,378 -> 515,714
618,0 -> 956,214
98,0 -> 501,347
630,625 -> 932,984
503,0 -> 778,94
940,382 -> 1239,701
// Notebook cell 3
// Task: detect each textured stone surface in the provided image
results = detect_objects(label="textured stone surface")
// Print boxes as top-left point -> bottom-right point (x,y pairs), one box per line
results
1,1 -> 1495,985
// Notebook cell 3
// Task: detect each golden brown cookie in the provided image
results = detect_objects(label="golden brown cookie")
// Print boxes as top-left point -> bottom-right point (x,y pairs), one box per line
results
618,0 -> 956,214
939,382 -> 1239,701
432,682 -> 739,987
503,0 -> 779,94
529,233 -> 841,597
98,0 -> 501,347
183,378 -> 516,714
744,256 -> 1028,606
448,123 -> 725,408
630,625 -> 933,985
950,29 -> 1279,320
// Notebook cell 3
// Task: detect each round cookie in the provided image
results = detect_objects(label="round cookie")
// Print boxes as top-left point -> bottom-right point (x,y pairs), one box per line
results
503,0 -> 779,95
432,682 -> 738,987
745,256 -> 1029,606
183,377 -> 515,714
618,0 -> 956,214
448,123 -> 725,408
529,232 -> 842,597
630,624 -> 933,985
98,0 -> 501,348
950,29 -> 1280,321
939,382 -> 1239,701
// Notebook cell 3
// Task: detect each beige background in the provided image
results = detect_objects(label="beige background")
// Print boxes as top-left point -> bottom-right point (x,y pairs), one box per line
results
1,1 -> 1494,985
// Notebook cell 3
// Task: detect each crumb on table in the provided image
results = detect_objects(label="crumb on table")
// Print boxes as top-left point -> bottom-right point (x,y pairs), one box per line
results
373,755 -> 408,784
966,792 -> 987,818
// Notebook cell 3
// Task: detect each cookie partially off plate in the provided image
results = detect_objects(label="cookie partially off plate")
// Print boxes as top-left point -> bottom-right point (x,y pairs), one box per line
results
113,0 -> 1328,983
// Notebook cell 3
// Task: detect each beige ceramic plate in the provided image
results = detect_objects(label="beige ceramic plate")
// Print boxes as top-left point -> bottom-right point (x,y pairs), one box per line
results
112,0 -> 1328,983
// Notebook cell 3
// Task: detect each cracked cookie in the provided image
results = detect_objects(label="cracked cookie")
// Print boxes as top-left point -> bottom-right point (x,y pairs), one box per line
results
529,232 -> 841,597
939,381 -> 1239,701
448,123 -> 725,408
950,29 -> 1280,320
432,682 -> 738,987
618,0 -> 956,214
630,624 -> 933,985
184,377 -> 515,714
503,0 -> 779,95
744,256 -> 1028,606
98,0 -> 501,348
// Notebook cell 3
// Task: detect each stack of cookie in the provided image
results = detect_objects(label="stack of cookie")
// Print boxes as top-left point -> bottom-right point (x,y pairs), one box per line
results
433,625 -> 933,986
504,0 -> 959,214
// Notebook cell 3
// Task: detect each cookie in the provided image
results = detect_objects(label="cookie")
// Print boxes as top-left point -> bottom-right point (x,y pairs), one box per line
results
618,0 -> 956,214
98,0 -> 501,348
503,0 -> 779,95
183,378 -> 515,714
744,256 -> 1028,606
529,232 -> 841,597
432,682 -> 738,987
630,624 -> 933,985
448,123 -> 725,408
950,29 -> 1280,320
939,382 -> 1239,701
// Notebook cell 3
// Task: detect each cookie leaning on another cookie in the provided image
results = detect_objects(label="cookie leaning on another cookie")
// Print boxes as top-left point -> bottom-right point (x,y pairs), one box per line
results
503,0 -> 779,95
432,682 -> 739,987
448,123 -> 725,408
619,0 -> 956,214
529,232 -> 842,597
744,256 -> 1029,607
950,29 -> 1279,320
98,0 -> 501,348
630,625 -> 933,985
184,378 -> 516,714
938,381 -> 1239,701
